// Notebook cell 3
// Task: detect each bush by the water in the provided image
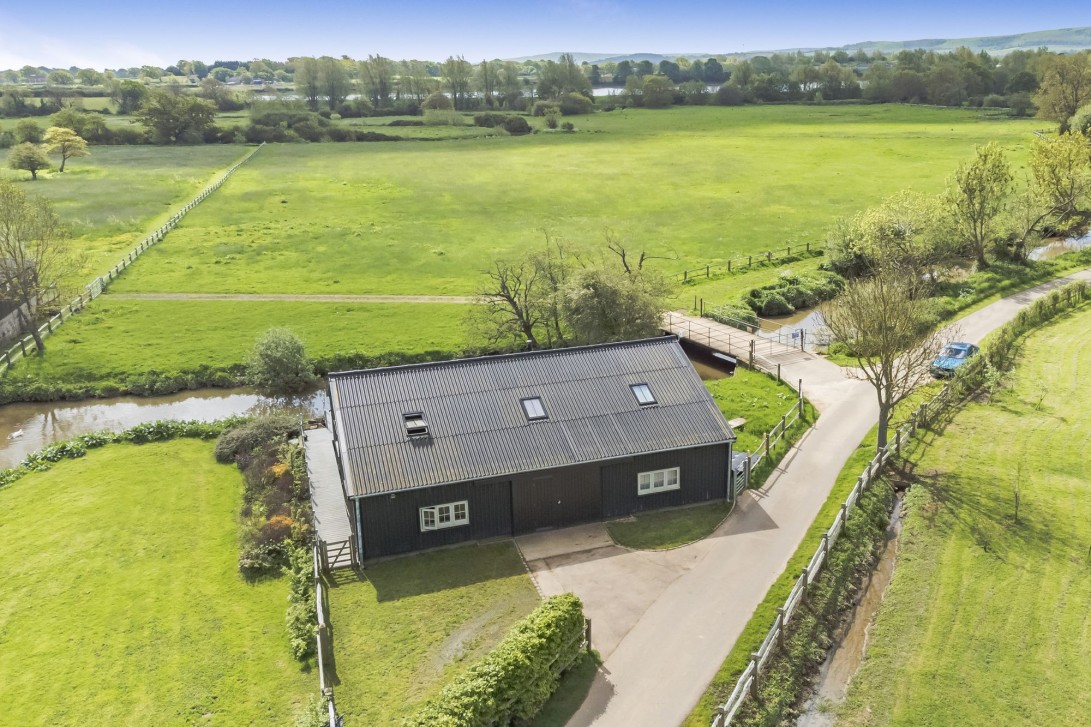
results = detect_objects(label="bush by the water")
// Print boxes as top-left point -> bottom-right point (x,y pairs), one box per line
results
245,327 -> 316,396
405,594 -> 586,726
706,303 -> 761,329
744,270 -> 845,316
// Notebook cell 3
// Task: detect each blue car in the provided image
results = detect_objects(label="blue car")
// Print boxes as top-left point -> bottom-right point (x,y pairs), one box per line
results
931,342 -> 980,377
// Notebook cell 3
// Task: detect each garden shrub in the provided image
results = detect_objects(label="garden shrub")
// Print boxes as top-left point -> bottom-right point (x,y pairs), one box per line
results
706,302 -> 760,329
758,291 -> 794,316
561,121 -> 575,132
424,109 -> 465,126
531,101 -> 560,117
504,116 -> 531,135
558,92 -> 594,115
284,544 -> 317,661
422,91 -> 454,111
405,594 -> 586,727
213,413 -> 297,464
387,119 -> 425,127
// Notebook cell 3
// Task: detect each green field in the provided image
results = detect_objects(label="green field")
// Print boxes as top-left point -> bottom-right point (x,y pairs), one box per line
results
6,105 -> 1046,397
328,543 -> 540,724
8,298 -> 469,392
838,308 -> 1091,726
0,440 -> 313,725
110,105 -> 1041,296
1,144 -> 247,282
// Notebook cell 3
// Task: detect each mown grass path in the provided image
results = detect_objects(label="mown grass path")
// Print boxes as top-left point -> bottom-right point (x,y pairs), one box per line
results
837,306 -> 1091,726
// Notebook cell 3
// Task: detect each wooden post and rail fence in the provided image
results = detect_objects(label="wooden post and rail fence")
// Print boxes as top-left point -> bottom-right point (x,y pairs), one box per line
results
0,143 -> 265,376
673,240 -> 825,283
708,279 -> 1091,726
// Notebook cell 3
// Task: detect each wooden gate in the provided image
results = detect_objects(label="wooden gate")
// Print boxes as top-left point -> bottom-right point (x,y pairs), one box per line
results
319,538 -> 355,571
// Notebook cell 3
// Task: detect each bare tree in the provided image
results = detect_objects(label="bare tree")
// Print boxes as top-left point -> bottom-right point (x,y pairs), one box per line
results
0,181 -> 82,352
820,271 -> 947,451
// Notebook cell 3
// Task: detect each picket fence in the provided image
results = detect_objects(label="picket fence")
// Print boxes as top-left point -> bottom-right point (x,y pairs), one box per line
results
0,143 -> 265,376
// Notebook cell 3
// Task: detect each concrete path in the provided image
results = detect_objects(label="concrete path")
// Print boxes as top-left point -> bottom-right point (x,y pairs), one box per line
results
549,269 -> 1091,727
108,292 -> 475,304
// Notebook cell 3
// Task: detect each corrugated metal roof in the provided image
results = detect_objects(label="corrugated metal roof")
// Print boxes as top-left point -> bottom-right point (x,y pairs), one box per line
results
329,337 -> 735,497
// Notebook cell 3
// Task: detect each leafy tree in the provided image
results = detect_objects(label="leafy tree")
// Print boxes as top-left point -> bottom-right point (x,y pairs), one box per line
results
50,108 -> 107,142
75,68 -> 104,86
441,56 -> 473,110
831,190 -> 955,280
421,91 -> 453,110
8,143 -> 50,180
945,142 -> 1013,268
14,119 -> 42,144
642,75 -> 674,108
293,57 -> 320,110
134,90 -> 216,143
359,54 -> 395,107
115,79 -> 148,114
563,264 -> 670,345
245,328 -> 316,395
317,57 -> 350,111
820,271 -> 945,451
43,127 -> 89,172
1034,52 -> 1091,132
46,70 -> 74,86
1008,131 -> 1091,260
0,182 -> 81,351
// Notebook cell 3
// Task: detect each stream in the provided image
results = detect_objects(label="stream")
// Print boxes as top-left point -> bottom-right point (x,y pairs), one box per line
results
0,387 -> 327,470
796,493 -> 904,727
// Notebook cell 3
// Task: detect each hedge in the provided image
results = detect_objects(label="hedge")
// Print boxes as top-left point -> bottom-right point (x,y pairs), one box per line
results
404,593 -> 586,727
0,418 -> 240,490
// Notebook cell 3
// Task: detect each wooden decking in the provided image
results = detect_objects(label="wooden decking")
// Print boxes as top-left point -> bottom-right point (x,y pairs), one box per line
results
664,311 -> 814,371
304,426 -> 354,547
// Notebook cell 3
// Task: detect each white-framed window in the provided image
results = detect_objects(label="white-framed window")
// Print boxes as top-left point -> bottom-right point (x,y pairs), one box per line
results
631,383 -> 657,406
420,500 -> 470,531
521,396 -> 548,421
637,467 -> 680,495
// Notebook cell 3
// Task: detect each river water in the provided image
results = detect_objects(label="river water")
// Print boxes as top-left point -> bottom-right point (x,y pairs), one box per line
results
0,388 -> 327,470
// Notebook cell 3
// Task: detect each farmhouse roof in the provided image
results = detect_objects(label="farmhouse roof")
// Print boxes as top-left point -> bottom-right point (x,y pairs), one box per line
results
328,336 -> 735,497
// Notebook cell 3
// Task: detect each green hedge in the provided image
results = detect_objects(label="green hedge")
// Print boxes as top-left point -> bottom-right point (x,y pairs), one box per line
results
405,594 -> 586,727
0,419 -> 239,490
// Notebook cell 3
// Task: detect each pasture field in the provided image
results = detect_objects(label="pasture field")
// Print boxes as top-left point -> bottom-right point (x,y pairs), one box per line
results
838,307 -> 1091,726
6,105 -> 1045,397
0,439 -> 314,725
1,144 -> 247,282
328,543 -> 540,724
4,298 -> 470,397
110,105 -> 1042,296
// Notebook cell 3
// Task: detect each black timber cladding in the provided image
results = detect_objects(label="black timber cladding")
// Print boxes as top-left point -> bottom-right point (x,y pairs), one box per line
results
328,336 -> 735,498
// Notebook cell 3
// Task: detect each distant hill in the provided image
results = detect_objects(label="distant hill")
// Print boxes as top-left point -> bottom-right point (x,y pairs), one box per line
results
769,26 -> 1091,57
510,26 -> 1091,65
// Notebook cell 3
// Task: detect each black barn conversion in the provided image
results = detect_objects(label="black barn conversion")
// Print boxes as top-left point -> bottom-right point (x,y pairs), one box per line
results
320,336 -> 737,560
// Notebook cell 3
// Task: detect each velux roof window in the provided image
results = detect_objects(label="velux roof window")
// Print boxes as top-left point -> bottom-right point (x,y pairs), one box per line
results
403,412 -> 429,437
630,383 -> 657,406
521,397 -> 548,421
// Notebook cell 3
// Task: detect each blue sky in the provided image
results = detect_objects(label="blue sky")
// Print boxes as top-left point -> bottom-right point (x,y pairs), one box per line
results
2,1 -> 1089,69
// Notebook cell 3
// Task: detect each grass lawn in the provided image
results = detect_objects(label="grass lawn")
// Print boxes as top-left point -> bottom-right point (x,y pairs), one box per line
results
0,439 -> 313,726
608,501 -> 732,549
837,307 -> 1091,726
705,366 -> 814,454
0,145 -> 249,283
107,105 -> 1041,296
327,542 -> 540,724
9,298 -> 470,384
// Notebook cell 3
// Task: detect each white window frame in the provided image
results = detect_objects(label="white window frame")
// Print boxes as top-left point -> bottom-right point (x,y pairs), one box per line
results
631,383 -> 657,406
637,467 -> 680,495
420,500 -> 470,531
521,396 -> 548,421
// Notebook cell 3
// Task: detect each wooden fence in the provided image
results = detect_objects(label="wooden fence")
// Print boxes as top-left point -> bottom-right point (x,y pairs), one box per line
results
0,143 -> 266,376
733,390 -> 806,495
673,241 -> 825,283
708,278 -> 1091,726
313,545 -> 342,727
